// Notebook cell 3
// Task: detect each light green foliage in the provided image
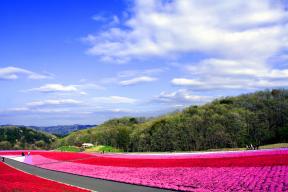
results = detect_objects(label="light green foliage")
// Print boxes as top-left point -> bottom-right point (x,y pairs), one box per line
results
57,146 -> 81,152
85,145 -> 123,153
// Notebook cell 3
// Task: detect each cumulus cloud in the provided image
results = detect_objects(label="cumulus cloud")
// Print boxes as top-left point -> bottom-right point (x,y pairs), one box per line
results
84,0 -> 288,61
84,0 -> 288,91
172,58 -> 288,90
27,83 -> 104,94
0,66 -> 50,80
27,99 -> 82,107
172,78 -> 204,86
120,76 -> 157,86
93,96 -> 137,104
153,89 -> 212,105
100,68 -> 163,86
29,84 -> 78,93
117,68 -> 164,78
5,99 -> 82,115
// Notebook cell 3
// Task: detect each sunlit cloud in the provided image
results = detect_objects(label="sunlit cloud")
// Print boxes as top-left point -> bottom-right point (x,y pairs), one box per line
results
120,76 -> 157,86
28,84 -> 78,92
27,83 -> 104,94
27,99 -> 82,107
153,89 -> 213,105
84,0 -> 288,91
0,66 -> 51,80
93,96 -> 137,104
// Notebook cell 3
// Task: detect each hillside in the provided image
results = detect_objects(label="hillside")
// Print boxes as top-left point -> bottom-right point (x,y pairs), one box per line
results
31,124 -> 96,136
0,126 -> 56,150
58,89 -> 288,152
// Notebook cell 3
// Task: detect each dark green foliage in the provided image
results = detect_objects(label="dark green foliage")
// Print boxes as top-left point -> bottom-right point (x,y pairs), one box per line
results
60,89 -> 288,152
0,126 -> 56,150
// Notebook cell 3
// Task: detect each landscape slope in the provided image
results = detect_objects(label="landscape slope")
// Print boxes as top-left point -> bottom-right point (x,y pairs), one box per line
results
0,126 -> 56,150
58,89 -> 288,152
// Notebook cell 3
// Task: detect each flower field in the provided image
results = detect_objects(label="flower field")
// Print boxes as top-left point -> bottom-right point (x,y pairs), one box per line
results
1,149 -> 288,191
0,161 -> 89,192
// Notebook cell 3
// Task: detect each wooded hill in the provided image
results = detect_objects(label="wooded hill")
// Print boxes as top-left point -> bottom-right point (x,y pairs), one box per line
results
57,89 -> 288,152
0,126 -> 56,150
31,124 -> 96,136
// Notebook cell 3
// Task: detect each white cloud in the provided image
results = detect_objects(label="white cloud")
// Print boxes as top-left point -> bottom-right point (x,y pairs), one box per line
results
84,0 -> 288,91
84,0 -> 288,62
117,68 -> 164,78
93,96 -> 137,104
171,78 -> 204,86
29,84 -> 78,93
8,107 -> 30,112
27,99 -> 82,107
0,66 -> 50,80
185,58 -> 288,78
100,68 -> 163,86
5,99 -> 82,115
120,76 -> 157,86
93,108 -> 135,113
154,89 -> 212,105
27,83 -> 104,94
172,58 -> 288,90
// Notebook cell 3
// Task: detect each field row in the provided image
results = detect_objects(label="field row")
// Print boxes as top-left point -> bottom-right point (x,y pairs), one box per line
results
0,162 -> 89,192
2,149 -> 287,167
1,149 -> 288,191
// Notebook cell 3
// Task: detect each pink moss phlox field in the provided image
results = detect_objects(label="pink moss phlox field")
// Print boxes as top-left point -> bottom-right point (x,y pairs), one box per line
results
10,148 -> 285,168
14,149 -> 288,191
87,148 -> 288,159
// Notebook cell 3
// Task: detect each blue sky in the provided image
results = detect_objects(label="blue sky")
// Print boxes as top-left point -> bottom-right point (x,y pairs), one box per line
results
0,0 -> 287,126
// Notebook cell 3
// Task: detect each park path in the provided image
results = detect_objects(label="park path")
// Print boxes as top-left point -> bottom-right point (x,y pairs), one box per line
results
2,157 -> 173,192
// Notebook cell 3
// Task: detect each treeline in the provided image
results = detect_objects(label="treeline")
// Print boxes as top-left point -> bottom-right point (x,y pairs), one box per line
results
58,89 -> 288,152
0,126 -> 56,150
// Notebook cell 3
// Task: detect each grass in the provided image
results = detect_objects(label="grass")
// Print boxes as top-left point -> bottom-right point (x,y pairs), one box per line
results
259,143 -> 288,149
57,146 -> 81,152
85,145 -> 123,153
206,147 -> 245,152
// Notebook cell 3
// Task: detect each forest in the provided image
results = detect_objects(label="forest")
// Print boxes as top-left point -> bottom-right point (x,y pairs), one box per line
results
57,89 -> 288,152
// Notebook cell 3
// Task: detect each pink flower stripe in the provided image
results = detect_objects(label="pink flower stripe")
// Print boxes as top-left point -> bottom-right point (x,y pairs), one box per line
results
1,149 -> 288,167
0,162 -> 90,192
38,149 -> 288,167
28,155 -> 288,192
87,148 -> 288,159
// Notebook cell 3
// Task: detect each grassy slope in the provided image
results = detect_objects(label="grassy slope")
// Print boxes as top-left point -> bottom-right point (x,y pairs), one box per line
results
56,146 -> 81,152
85,145 -> 123,153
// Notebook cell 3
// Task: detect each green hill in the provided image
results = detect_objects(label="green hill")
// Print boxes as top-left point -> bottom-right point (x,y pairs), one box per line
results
58,89 -> 288,152
31,124 -> 96,136
0,126 -> 56,150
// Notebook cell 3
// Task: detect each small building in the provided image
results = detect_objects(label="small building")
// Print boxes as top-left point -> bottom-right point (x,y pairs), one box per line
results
82,143 -> 94,148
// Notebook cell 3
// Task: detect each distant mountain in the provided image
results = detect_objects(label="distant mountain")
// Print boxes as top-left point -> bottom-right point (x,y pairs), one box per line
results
31,124 -> 96,136
0,125 -> 56,150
